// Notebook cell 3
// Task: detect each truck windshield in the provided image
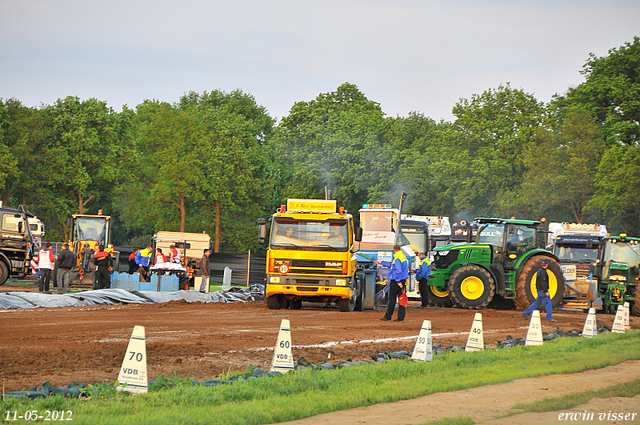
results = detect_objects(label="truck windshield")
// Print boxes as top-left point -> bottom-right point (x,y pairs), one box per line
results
602,242 -> 640,279
361,211 -> 395,232
271,218 -> 349,251
75,217 -> 108,243
555,246 -> 598,262
476,223 -> 505,247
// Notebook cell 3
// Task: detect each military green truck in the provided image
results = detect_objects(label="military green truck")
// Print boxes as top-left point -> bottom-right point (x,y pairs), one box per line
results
427,217 -> 565,310
592,234 -> 639,316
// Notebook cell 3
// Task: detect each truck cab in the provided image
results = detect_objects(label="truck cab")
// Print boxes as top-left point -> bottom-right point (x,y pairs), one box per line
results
0,204 -> 34,285
260,199 -> 364,312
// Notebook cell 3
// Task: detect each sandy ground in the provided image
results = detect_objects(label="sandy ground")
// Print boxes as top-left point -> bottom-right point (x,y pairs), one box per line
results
1,283 -> 639,424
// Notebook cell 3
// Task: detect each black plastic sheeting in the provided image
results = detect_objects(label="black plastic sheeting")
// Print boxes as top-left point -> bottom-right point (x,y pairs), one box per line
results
0,285 -> 265,310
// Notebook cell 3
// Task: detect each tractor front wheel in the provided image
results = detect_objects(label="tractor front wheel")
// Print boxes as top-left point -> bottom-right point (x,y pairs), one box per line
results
427,285 -> 452,307
448,265 -> 495,309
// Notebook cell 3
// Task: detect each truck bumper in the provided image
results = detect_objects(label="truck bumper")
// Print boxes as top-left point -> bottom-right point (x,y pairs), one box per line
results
266,275 -> 353,300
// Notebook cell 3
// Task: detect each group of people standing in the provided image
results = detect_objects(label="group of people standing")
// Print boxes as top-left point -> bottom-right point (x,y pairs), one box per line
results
374,245 -> 432,322
127,244 -> 182,282
34,242 -> 113,293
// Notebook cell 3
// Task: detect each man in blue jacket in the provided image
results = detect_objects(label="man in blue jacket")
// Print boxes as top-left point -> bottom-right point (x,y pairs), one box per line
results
135,245 -> 153,282
375,245 -> 409,322
522,259 -> 556,322
415,252 -> 432,308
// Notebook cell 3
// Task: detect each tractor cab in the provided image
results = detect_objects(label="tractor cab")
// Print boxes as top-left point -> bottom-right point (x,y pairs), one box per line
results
475,218 -> 545,270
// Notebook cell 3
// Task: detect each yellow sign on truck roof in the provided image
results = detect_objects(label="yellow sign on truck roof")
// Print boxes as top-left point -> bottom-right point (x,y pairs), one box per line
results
287,199 -> 337,213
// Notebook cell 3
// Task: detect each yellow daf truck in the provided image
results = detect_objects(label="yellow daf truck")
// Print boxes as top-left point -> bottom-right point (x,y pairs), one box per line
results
258,199 -> 367,311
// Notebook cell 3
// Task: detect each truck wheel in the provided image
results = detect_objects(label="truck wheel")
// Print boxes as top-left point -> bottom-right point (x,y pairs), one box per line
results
515,256 -> 565,311
427,285 -> 452,307
448,265 -> 495,309
0,261 -> 8,286
266,295 -> 283,310
355,275 -> 365,311
289,299 -> 302,309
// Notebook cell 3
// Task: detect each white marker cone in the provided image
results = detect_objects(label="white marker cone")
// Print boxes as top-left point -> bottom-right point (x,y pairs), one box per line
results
117,325 -> 148,394
411,320 -> 433,362
465,313 -> 484,352
525,310 -> 543,346
623,302 -> 630,330
582,308 -> 598,338
611,305 -> 626,333
270,319 -> 294,373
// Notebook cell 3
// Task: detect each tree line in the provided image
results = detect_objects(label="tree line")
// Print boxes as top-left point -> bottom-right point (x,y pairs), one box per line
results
1,37 -> 639,252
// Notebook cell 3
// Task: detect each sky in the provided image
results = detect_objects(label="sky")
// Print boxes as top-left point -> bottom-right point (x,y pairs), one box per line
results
1,0 -> 639,122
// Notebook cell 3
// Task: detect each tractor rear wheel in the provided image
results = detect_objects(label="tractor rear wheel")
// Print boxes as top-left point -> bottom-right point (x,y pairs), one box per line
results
427,285 -> 452,307
448,265 -> 495,309
515,256 -> 565,311
635,292 -> 640,317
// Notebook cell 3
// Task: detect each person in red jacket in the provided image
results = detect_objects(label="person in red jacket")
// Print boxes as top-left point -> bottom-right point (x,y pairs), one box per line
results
37,243 -> 55,292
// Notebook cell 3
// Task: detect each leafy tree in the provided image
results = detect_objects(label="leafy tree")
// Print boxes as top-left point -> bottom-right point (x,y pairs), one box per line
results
518,108 -> 605,223
276,83 -> 386,214
444,84 -> 545,216
560,37 -> 640,145
588,145 -> 640,234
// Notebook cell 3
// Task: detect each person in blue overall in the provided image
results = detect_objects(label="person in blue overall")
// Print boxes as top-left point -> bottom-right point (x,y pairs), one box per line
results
415,252 -> 432,308
375,244 -> 410,322
522,259 -> 556,322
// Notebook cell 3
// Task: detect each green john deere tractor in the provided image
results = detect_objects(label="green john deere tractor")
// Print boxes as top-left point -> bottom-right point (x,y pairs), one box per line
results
592,234 -> 639,316
427,217 -> 565,310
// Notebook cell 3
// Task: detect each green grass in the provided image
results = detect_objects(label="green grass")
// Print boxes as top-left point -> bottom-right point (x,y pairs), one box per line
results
500,377 -> 640,417
2,331 -> 639,425
420,417 -> 475,425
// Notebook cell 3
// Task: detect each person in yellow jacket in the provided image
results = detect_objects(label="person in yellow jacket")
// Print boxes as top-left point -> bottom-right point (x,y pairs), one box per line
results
415,252 -> 432,308
135,245 -> 153,282
375,245 -> 410,322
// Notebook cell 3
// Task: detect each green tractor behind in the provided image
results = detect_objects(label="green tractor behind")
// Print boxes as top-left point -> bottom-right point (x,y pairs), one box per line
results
592,234 -> 639,316
427,217 -> 565,310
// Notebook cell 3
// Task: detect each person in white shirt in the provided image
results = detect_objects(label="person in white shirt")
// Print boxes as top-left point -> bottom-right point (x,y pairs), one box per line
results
37,243 -> 54,292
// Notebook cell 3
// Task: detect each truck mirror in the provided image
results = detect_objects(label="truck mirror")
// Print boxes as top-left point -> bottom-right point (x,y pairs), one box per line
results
355,226 -> 363,242
258,218 -> 268,244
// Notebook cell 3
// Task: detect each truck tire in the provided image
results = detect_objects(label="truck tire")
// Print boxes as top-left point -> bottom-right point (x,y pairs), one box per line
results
0,261 -> 8,286
448,265 -> 495,309
266,295 -> 283,309
355,275 -> 365,311
427,285 -> 452,307
289,299 -> 302,309
515,256 -> 565,311
636,292 -> 640,317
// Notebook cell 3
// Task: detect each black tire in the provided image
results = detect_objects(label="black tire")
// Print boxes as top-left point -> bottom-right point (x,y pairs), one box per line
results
266,295 -> 283,310
489,295 -> 516,310
427,285 -> 453,307
636,292 -> 640,317
515,256 -> 565,311
355,275 -> 364,311
339,285 -> 356,312
0,261 -> 8,286
448,265 -> 495,309
289,299 -> 302,310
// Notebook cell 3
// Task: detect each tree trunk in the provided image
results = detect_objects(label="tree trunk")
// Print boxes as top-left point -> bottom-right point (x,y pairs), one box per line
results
78,191 -> 94,214
180,195 -> 186,233
214,201 -> 221,253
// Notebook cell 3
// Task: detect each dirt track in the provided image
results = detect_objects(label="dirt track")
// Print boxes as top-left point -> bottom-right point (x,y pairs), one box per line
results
4,290 -> 635,393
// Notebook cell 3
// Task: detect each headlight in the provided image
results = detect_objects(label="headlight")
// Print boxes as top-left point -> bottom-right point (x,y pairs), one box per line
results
336,279 -> 347,286
270,276 -> 281,283
438,250 -> 449,257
